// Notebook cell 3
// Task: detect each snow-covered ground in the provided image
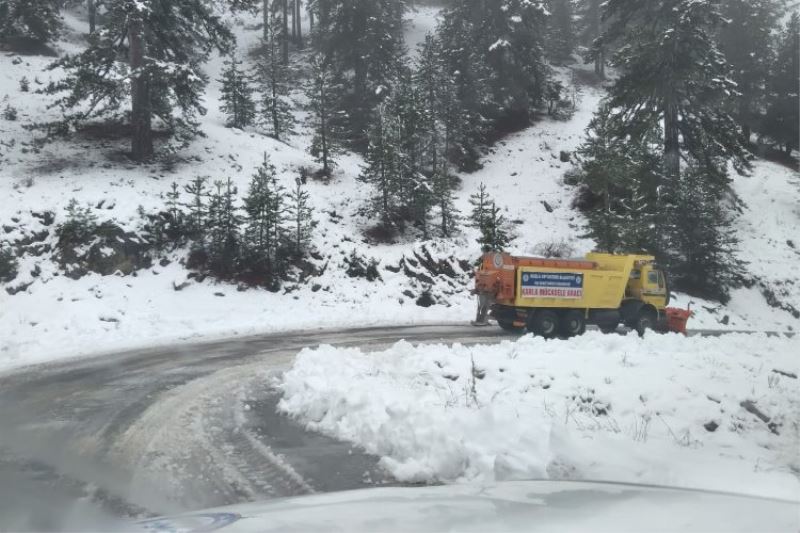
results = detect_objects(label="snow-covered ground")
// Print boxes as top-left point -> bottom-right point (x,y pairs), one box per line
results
278,332 -> 800,500
1,6 -> 798,372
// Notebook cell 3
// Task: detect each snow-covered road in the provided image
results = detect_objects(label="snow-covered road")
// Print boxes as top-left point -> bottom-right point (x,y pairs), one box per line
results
0,324 -> 796,530
0,325 -> 510,530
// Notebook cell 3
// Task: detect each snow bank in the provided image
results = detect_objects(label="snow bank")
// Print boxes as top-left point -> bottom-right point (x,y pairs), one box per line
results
278,332 -> 800,499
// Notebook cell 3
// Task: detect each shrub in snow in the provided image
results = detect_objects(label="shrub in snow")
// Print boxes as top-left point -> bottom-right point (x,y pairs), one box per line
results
57,199 -> 98,244
2,103 -> 17,121
534,239 -> 575,259
344,250 -> 381,282
0,244 -> 18,283
57,200 -> 151,277
19,76 -> 29,92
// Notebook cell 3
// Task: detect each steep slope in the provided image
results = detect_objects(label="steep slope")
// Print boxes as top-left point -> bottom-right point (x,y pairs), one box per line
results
1,7 -> 797,370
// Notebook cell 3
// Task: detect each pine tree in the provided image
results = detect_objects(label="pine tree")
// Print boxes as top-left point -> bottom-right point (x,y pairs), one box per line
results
479,202 -> 513,253
437,0 -> 551,169
359,102 -> 403,228
762,12 -> 799,154
308,54 -> 337,176
243,153 -> 286,277
470,184 -> 509,251
718,0 -> 780,142
432,169 -> 458,238
547,0 -> 577,64
43,0 -> 237,161
0,0 -> 61,44
309,0 -> 406,144
206,177 -> 242,277
287,177 -> 313,255
415,34 -> 446,177
255,3 -> 295,140
184,176 -> 209,240
576,108 -> 662,253
597,0 -> 748,182
468,183 -> 491,232
666,163 -> 743,302
219,50 -> 257,129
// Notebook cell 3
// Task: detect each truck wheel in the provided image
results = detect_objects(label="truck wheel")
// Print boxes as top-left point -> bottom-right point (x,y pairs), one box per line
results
561,310 -> 586,338
635,309 -> 658,337
498,321 -> 525,334
530,310 -> 560,339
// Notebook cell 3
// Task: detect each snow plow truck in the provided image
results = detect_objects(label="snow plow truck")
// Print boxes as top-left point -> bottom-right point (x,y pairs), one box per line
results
475,252 -> 688,337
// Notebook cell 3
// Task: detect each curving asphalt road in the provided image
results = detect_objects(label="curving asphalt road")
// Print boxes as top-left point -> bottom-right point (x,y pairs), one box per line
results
0,324 -> 793,531
0,325 -> 511,531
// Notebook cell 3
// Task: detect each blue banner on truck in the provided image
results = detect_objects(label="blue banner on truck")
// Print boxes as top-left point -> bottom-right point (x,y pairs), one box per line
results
521,272 -> 584,299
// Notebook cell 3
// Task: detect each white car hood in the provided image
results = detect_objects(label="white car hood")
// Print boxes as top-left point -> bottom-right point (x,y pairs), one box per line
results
137,480 -> 799,533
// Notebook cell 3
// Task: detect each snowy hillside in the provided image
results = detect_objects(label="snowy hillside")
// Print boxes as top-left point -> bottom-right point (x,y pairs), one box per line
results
1,5 -> 798,371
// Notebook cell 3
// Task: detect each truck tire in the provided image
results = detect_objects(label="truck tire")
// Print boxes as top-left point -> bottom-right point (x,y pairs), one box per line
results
561,310 -> 586,338
530,310 -> 560,339
498,320 -> 525,334
635,308 -> 658,337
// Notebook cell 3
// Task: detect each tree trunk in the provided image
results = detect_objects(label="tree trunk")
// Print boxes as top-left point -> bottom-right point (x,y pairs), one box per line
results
320,86 -> 329,174
309,9 -> 314,32
268,0 -> 270,43
291,0 -> 296,41
664,100 -> 680,182
296,0 -> 303,48
595,48 -> 605,79
129,17 -> 153,161
88,0 -> 96,34
282,0 -> 289,65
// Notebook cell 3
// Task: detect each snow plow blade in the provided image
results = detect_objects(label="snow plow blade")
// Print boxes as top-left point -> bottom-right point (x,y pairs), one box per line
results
660,307 -> 693,335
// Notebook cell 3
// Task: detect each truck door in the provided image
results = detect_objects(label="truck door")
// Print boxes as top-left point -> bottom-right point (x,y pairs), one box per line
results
641,268 -> 667,308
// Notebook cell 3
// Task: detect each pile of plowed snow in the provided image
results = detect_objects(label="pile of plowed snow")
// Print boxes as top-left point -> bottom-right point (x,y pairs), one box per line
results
278,332 -> 800,500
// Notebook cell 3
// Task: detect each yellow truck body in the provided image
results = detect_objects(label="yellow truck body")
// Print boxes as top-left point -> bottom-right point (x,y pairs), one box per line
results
475,252 -> 670,337
512,253 -> 664,310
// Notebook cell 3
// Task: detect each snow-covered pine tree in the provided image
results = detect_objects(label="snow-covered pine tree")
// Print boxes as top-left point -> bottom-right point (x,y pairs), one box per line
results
43,0 -> 237,161
387,67 -> 425,219
718,0 -> 780,142
547,0 -> 577,64
205,177 -> 242,277
359,102 -> 403,228
437,0 -> 551,169
309,0 -> 406,145
255,1 -> 295,140
287,177 -> 313,255
0,0 -> 61,44
242,153 -> 287,278
576,0 -> 606,77
468,183 -> 491,232
576,107 -> 664,254
598,0 -> 748,182
219,50 -> 257,129
479,202 -> 513,253
432,169 -> 458,238
307,54 -> 337,176
665,163 -> 743,302
415,33 -> 446,178
762,12 -> 799,155
183,176 -> 209,241
164,181 -> 184,237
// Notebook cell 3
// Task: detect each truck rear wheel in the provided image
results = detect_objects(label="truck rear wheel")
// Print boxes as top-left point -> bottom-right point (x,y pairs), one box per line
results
530,310 -> 560,339
561,310 -> 586,338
